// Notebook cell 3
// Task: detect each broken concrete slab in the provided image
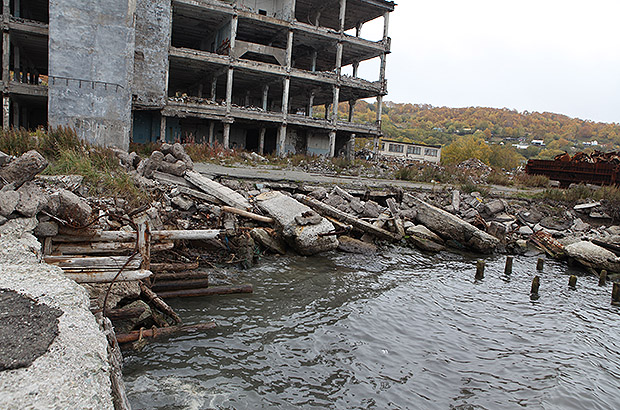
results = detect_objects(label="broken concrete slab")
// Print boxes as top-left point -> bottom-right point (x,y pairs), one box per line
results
409,195 -> 500,253
565,241 -> 620,273
574,202 -> 601,212
337,236 -> 377,254
185,171 -> 251,210
0,186 -> 19,218
48,189 -> 93,226
15,183 -> 48,218
255,191 -> 338,256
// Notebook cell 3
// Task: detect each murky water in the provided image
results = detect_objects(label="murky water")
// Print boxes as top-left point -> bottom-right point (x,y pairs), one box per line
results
123,248 -> 620,410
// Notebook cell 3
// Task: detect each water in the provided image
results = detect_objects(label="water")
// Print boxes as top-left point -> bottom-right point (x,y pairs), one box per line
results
123,248 -> 620,410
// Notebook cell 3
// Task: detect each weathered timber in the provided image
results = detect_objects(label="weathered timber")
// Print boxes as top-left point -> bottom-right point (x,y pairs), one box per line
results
185,170 -> 251,210
156,284 -> 254,299
152,279 -> 210,293
569,275 -> 578,288
295,194 -> 401,241
153,271 -> 210,281
537,258 -> 544,271
599,270 -> 608,286
44,255 -> 143,272
54,230 -> 221,243
105,306 -> 147,320
221,206 -> 274,223
140,283 -> 182,325
592,239 -> 620,257
115,322 -> 217,344
52,241 -> 174,255
102,317 -> 131,410
63,270 -> 152,283
333,185 -> 356,202
151,262 -> 200,273
531,276 -> 540,295
505,256 -> 514,275
613,283 -> 620,305
386,198 -> 406,238
475,260 -> 485,280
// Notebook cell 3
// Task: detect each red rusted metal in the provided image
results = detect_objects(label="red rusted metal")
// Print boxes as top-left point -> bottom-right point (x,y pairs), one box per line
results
526,151 -> 620,187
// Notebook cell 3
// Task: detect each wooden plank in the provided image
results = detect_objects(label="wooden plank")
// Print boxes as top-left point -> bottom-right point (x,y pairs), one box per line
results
53,242 -> 173,256
63,270 -> 152,283
156,284 -> 254,299
45,255 -> 143,271
178,185 -> 222,204
140,283 -> 182,325
221,206 -> 274,223
151,262 -> 200,273
115,322 -> 216,344
185,170 -> 251,210
54,230 -> 221,243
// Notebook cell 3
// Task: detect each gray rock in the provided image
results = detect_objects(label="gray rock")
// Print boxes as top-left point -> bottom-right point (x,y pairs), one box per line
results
158,159 -> 187,177
171,196 -> 194,211
518,225 -> 534,235
143,151 -> 164,178
15,182 -> 48,217
34,221 -> 59,238
482,199 -> 505,216
400,209 -> 418,221
0,186 -> 19,217
607,226 -> 620,236
83,282 -> 141,311
461,208 -> 479,222
128,151 -> 141,169
0,215 -> 6,226
406,225 -> 444,244
487,221 -> 507,241
164,153 -> 177,163
403,221 -> 415,230
0,150 -> 48,188
48,189 -> 93,226
350,199 -> 364,214
519,209 -> 543,224
172,143 -> 194,169
309,187 -> 328,200
590,211 -> 611,219
294,210 -> 323,226
452,190 -> 461,213
255,191 -> 338,256
160,143 -> 174,155
574,202 -> 601,212
362,200 -> 382,218
571,218 -> 590,232
0,150 -> 12,166
338,236 -> 377,254
407,235 -> 446,253
540,216 -> 572,231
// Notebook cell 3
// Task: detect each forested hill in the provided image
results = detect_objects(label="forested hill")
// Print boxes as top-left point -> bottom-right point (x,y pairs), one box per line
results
351,101 -> 620,152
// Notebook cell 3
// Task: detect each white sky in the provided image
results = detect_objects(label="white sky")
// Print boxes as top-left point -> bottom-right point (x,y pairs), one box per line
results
352,0 -> 620,124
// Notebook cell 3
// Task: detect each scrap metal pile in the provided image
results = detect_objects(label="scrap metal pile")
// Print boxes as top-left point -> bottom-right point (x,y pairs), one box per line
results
527,151 -> 620,187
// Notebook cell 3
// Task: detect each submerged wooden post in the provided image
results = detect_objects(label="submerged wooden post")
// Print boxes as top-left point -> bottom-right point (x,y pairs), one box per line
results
505,256 -> 513,275
612,283 -> 620,306
475,260 -> 485,280
568,275 -> 577,288
537,258 -> 544,271
531,276 -> 540,295
599,270 -> 607,287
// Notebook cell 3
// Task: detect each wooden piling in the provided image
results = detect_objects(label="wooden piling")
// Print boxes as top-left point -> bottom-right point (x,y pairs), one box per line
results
569,275 -> 577,288
475,260 -> 485,280
531,276 -> 540,295
612,283 -> 620,306
599,270 -> 607,287
536,258 -> 544,271
115,322 -> 217,344
504,256 -> 513,275
156,284 -> 254,299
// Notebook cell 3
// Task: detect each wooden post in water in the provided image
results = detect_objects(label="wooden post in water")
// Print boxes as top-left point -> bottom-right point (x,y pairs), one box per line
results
475,260 -> 485,280
531,276 -> 540,295
612,283 -> 620,306
599,270 -> 607,287
569,275 -> 577,289
505,256 -> 513,275
537,258 -> 544,271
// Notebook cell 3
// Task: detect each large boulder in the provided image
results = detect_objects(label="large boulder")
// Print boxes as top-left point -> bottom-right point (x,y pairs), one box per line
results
0,150 -> 48,188
0,186 -> 19,217
15,182 -> 48,217
255,191 -> 338,256
48,189 -> 93,226
565,241 -> 620,273
409,195 -> 500,253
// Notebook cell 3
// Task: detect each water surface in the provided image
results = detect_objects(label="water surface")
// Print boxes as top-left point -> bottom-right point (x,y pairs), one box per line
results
124,248 -> 620,409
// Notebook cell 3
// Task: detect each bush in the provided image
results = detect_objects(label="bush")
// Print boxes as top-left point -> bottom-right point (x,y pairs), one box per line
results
515,173 -> 550,188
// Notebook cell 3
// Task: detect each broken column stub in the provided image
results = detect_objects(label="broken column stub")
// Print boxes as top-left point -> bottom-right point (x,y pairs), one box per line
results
255,191 -> 338,256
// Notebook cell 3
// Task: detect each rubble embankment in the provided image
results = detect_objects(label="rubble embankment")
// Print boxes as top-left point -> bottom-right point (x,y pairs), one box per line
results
0,218 -> 115,410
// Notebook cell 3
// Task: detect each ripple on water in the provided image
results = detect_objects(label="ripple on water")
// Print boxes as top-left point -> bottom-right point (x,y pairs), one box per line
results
123,250 -> 620,410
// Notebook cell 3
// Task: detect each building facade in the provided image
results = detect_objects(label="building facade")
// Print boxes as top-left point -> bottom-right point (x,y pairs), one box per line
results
2,0 -> 395,156
378,139 -> 442,163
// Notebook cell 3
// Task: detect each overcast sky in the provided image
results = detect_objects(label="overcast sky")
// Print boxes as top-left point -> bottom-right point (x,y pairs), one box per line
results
352,0 -> 620,124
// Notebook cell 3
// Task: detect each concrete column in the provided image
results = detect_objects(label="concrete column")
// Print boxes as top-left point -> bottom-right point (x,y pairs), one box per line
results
347,133 -> 356,161
230,15 -> 238,52
223,122 -> 231,149
352,61 -> 359,78
262,85 -> 269,111
339,0 -> 347,32
356,22 -> 363,38
245,90 -> 250,107
329,130 -> 336,158
286,29 -> 294,67
324,104 -> 329,120
383,11 -> 390,41
277,124 -> 287,157
13,45 -> 20,84
314,11 -> 321,27
307,91 -> 315,117
198,83 -> 203,98
14,0 -> 20,18
332,86 -> 340,124
311,50 -> 317,72
3,96 -> 10,130
348,100 -> 356,122
159,113 -> 167,142
259,126 -> 266,155
210,77 -> 217,101
226,68 -> 234,112
208,121 -> 215,145
282,77 -> 290,115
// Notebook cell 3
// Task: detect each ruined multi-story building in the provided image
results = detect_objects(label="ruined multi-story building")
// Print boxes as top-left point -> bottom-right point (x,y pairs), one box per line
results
2,0 -> 394,157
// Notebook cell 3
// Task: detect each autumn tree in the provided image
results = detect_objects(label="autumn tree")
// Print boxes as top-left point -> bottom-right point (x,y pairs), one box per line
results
441,132 -> 492,165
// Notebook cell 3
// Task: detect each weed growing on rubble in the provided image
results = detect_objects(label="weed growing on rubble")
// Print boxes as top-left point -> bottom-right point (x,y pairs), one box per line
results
539,184 -> 620,204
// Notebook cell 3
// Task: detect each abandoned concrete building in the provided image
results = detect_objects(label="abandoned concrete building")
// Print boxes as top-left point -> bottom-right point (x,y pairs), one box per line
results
2,0 -> 395,156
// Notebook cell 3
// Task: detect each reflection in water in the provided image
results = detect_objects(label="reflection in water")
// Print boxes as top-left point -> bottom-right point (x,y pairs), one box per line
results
124,248 -> 620,410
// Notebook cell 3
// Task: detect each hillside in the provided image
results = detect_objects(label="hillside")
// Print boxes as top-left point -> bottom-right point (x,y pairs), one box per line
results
348,101 -> 620,158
